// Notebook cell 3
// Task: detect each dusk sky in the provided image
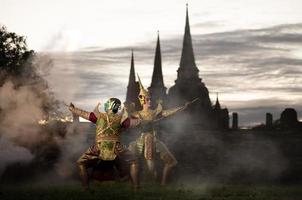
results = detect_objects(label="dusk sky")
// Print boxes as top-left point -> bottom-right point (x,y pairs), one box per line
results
1,0 -> 301,126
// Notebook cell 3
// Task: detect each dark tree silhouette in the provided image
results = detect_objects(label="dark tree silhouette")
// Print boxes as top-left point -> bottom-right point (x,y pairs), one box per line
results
0,26 -> 35,79
0,25 -> 62,119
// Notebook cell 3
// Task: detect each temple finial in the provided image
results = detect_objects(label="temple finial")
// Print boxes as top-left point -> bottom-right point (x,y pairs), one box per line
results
186,3 -> 189,20
214,92 -> 221,109
150,32 -> 164,88
129,50 -> 135,83
125,50 -> 137,103
148,32 -> 166,105
179,3 -> 197,70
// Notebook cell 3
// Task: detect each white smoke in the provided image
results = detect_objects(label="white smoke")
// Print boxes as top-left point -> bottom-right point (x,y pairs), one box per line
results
0,81 -> 45,143
54,122 -> 89,178
0,80 -> 46,176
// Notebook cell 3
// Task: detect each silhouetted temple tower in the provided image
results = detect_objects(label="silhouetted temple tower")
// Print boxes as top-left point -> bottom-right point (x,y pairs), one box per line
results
124,4 -> 229,129
178,4 -> 199,82
213,93 -> 221,110
213,93 -> 229,130
148,32 -> 167,107
125,50 -> 141,110
167,4 -> 213,127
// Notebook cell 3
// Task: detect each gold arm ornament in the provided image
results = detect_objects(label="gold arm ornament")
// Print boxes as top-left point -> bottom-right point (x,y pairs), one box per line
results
120,106 -> 143,128
65,102 -> 90,120
155,97 -> 199,122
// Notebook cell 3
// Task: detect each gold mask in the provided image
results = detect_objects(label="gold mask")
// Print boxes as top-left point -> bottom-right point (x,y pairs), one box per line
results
137,74 -> 151,105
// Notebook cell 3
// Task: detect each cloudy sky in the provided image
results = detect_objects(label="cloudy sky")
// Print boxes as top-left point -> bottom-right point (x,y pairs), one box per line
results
1,0 -> 301,126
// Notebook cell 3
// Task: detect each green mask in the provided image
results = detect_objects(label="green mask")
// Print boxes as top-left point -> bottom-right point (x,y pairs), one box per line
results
104,98 -> 121,113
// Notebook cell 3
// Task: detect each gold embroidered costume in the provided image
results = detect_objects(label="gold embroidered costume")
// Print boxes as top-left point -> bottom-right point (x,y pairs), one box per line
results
128,76 -> 189,185
69,98 -> 139,191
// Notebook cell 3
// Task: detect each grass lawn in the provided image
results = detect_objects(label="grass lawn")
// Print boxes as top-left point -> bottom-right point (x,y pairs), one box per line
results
1,182 -> 302,200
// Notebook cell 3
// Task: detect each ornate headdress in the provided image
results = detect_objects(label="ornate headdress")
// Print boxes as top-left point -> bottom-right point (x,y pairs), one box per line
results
137,74 -> 150,105
104,98 -> 121,113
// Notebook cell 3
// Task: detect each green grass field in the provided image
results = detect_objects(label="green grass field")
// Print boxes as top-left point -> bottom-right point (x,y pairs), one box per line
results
1,182 -> 302,200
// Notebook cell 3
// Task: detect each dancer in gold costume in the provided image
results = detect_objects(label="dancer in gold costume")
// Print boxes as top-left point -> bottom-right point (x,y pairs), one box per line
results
69,98 -> 141,191
128,76 -> 193,185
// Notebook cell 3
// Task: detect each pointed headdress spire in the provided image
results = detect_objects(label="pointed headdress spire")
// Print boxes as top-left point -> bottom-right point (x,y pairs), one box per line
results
137,74 -> 150,102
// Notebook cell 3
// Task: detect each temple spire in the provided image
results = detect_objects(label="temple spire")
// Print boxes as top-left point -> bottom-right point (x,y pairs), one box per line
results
126,50 -> 137,103
150,31 -> 164,88
148,32 -> 167,106
167,4 -> 229,130
179,4 -> 197,70
214,93 -> 221,110
129,50 -> 135,85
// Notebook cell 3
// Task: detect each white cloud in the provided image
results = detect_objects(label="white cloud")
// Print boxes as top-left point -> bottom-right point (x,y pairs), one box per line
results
1,0 -> 302,51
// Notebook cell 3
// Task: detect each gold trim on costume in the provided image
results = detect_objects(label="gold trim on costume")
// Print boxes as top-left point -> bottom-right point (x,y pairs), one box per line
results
161,105 -> 186,117
69,106 -> 90,120
97,139 -> 118,161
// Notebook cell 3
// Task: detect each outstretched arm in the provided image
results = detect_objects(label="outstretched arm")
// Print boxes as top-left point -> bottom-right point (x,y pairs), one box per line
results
69,103 -> 98,124
120,108 -> 141,128
121,117 -> 141,129
161,104 -> 187,118
161,98 -> 199,118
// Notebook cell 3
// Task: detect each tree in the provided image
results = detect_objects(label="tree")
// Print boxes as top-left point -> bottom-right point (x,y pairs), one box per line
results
0,26 -> 34,79
0,25 -> 62,119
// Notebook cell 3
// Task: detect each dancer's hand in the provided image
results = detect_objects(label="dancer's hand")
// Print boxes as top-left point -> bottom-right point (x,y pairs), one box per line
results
69,102 -> 75,111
